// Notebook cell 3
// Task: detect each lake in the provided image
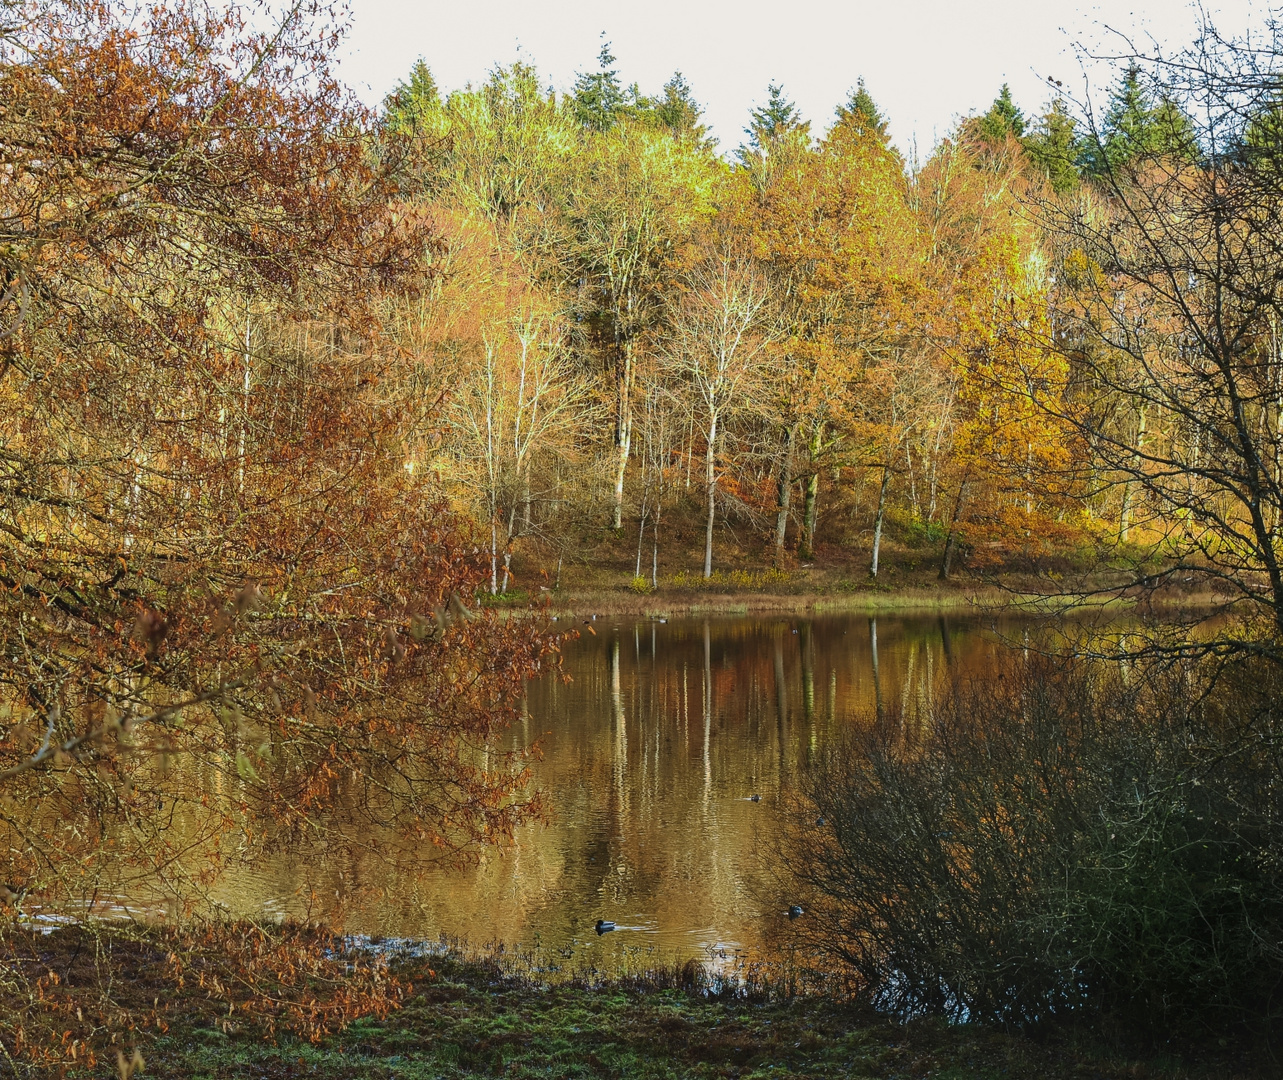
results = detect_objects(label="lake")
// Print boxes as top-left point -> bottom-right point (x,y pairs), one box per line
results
220,613 -> 1018,964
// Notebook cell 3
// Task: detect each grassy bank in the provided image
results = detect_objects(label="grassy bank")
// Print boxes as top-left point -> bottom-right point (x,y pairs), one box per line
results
492,525 -> 1226,619
1,925 -> 1266,1077
488,577 -> 1221,620
144,947 -> 1258,1079
545,584 -> 1001,619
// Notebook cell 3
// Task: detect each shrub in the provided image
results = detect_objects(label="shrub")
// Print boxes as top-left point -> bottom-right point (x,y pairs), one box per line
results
777,655 -> 1283,1040
629,575 -> 653,595
671,568 -> 791,591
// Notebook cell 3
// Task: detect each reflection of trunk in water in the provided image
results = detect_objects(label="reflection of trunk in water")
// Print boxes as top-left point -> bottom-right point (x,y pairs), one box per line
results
939,616 -> 955,670
801,622 -> 815,723
611,637 -> 627,817
774,631 -> 788,776
703,621 -> 712,797
870,617 -> 883,723
682,663 -> 689,754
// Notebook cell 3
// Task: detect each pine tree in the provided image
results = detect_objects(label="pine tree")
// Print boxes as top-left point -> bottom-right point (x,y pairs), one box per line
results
573,40 -> 626,132
737,82 -> 810,165
650,72 -> 713,146
1081,66 -> 1198,175
1241,92 -> 1283,167
835,77 -> 890,142
977,83 -> 1026,143
384,58 -> 440,134
1024,98 -> 1082,194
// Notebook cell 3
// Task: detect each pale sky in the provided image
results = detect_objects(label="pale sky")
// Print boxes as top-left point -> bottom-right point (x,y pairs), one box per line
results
336,0 -> 1270,154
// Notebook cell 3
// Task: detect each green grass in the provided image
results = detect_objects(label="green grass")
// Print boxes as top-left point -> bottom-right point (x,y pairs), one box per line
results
144,952 -> 1253,1079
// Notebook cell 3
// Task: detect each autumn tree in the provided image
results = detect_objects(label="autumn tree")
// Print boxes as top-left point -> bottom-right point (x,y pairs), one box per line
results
563,120 -> 719,530
0,0 -> 551,922
666,250 -> 777,577
739,87 -> 918,565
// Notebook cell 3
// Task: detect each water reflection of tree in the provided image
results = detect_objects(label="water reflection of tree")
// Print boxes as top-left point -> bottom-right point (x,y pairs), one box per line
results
224,616 -> 1003,948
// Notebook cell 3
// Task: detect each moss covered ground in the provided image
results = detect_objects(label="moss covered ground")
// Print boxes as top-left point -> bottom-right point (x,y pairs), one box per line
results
146,952 -> 1259,1080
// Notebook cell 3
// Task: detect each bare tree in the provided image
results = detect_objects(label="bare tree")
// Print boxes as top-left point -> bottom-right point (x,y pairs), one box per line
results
447,307 -> 593,593
1036,22 -> 1283,651
666,251 -> 777,577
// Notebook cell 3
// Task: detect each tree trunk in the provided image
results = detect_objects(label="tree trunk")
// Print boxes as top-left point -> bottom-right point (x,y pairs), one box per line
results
773,424 -> 795,566
1119,404 -> 1147,543
870,465 -> 891,578
799,422 -> 823,559
939,479 -> 968,580
611,341 -> 634,531
490,516 -> 498,595
651,501 -> 661,589
635,503 -> 647,578
501,502 -> 517,593
704,414 -> 718,579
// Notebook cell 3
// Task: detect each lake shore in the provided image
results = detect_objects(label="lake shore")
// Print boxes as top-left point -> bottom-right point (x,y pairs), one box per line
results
68,932 -> 1252,1080
493,580 -> 1225,620
545,586 -> 998,618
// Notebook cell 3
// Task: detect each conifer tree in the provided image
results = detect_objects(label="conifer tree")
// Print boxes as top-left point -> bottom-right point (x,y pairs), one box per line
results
738,82 -> 810,164
384,58 -> 440,134
1024,98 -> 1082,194
573,39 -> 626,132
976,83 -> 1026,142
650,71 -> 714,146
835,77 -> 890,143
1080,66 -> 1198,175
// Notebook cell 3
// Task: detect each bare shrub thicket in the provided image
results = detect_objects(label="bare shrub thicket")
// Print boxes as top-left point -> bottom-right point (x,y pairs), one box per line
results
777,654 -> 1283,1039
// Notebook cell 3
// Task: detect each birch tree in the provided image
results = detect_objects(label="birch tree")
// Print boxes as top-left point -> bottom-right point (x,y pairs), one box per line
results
667,251 -> 776,577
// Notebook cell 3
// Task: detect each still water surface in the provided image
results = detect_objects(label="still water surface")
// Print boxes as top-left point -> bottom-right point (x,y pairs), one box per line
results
225,614 -> 1015,962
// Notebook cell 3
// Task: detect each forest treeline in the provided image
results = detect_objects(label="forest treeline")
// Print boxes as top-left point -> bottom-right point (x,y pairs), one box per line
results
374,48 -> 1209,590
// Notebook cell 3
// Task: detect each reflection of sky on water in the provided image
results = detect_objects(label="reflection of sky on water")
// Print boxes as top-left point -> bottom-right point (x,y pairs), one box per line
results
217,614 -> 1011,963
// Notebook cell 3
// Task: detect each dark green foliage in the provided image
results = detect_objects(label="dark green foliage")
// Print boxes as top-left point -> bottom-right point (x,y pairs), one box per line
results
1024,98 -> 1082,194
1239,94 -> 1283,168
835,77 -> 890,143
783,655 -> 1283,1041
574,40 -> 626,132
1080,66 -> 1199,175
738,81 -> 810,164
976,83 -> 1026,142
383,58 -> 439,134
645,71 -> 714,147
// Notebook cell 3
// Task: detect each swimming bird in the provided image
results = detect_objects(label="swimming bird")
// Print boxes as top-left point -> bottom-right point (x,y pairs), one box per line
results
748,794 -> 761,803
787,906 -> 804,919
815,817 -> 827,827
595,919 -> 615,935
